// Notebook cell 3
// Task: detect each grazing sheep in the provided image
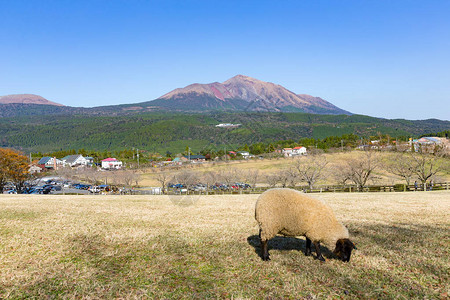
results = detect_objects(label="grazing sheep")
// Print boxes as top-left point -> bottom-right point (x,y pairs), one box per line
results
255,188 -> 356,262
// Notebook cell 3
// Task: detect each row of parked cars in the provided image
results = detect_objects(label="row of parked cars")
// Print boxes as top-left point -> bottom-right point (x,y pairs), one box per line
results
4,178 -> 97,194
168,182 -> 252,192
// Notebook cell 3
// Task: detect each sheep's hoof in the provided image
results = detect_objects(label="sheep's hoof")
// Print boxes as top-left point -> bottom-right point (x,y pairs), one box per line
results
305,250 -> 311,256
317,256 -> 326,262
262,255 -> 270,261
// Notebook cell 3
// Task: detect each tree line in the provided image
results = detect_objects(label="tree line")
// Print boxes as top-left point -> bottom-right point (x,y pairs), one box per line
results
30,129 -> 448,165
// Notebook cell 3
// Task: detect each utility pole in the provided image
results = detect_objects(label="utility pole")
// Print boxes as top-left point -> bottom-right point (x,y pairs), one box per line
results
188,147 -> 190,162
137,148 -> 140,168
341,140 -> 344,152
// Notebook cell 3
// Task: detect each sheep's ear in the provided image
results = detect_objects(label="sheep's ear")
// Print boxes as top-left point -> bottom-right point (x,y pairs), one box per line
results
351,241 -> 357,250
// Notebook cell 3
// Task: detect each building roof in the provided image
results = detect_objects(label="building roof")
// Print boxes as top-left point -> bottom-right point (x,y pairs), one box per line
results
38,157 -> 52,164
183,155 -> 206,160
62,154 -> 83,164
102,158 -> 119,162
416,137 -> 441,144
293,146 -> 305,150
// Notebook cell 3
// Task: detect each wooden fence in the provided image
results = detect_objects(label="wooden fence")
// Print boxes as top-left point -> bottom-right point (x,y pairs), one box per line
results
136,182 -> 450,195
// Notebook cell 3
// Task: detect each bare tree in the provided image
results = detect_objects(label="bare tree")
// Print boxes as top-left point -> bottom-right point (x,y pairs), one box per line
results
276,168 -> 298,188
132,170 -> 141,187
434,143 -> 450,158
203,171 -> 220,190
332,165 -> 353,187
156,171 -> 171,194
345,152 -> 379,191
277,170 -> 291,188
54,167 -> 77,183
286,167 -> 299,187
294,155 -> 328,190
384,153 -> 416,185
100,171 -> 112,185
265,173 -> 279,188
173,170 -> 198,190
243,169 -> 259,189
409,152 -> 443,189
218,168 -> 241,187
121,170 -> 140,187
80,167 -> 102,186
109,171 -> 121,186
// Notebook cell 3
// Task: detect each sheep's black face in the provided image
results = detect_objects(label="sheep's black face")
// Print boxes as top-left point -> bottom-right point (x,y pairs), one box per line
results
334,239 -> 356,262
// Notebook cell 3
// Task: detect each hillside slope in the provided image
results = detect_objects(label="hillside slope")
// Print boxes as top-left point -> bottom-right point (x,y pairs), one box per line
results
1,112 -> 448,153
0,94 -> 64,106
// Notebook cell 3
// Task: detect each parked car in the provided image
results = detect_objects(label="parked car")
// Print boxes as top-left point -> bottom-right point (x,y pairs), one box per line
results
189,184 -> 207,192
89,186 -> 101,193
73,183 -> 91,190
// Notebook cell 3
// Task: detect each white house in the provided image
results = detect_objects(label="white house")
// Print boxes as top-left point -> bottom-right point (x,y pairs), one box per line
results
101,158 -> 123,169
237,151 -> 254,159
29,165 -> 43,173
61,154 -> 90,167
282,146 -> 307,157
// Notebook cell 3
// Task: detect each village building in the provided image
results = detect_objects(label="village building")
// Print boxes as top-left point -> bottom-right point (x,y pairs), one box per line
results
228,151 -> 237,157
282,146 -> 307,157
28,165 -> 44,174
237,151 -> 254,159
38,157 -> 63,169
101,158 -> 123,169
412,137 -> 448,153
61,154 -> 91,167
182,155 -> 206,162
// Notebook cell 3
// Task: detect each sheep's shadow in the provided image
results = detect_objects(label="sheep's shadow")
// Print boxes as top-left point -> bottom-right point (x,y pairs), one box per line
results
247,234 -> 334,260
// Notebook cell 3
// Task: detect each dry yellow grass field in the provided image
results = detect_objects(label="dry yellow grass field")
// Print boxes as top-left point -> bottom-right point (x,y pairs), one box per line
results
1,191 -> 449,298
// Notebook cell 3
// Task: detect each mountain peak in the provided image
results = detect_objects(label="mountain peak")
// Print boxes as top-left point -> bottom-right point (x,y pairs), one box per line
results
229,74 -> 254,80
224,74 -> 261,84
0,94 -> 65,106
153,75 -> 350,114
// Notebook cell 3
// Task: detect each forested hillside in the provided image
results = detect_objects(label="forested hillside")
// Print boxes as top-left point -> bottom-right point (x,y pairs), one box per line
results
0,112 -> 448,154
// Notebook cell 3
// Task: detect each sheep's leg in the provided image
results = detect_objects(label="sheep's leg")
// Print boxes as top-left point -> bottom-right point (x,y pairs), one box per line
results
314,242 -> 325,261
261,239 -> 270,261
305,237 -> 312,256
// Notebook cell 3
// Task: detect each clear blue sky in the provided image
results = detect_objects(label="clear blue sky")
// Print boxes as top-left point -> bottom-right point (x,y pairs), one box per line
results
1,0 -> 449,120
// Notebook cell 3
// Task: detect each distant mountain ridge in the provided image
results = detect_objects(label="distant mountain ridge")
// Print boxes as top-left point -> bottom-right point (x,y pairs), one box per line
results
150,75 -> 350,114
0,94 -> 64,106
0,76 -> 350,117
